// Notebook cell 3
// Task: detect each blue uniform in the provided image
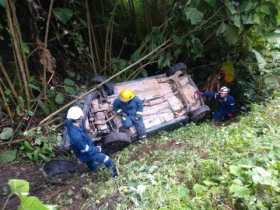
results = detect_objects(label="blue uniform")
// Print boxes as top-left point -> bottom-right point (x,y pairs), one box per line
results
113,96 -> 146,137
65,120 -> 118,177
202,91 -> 236,121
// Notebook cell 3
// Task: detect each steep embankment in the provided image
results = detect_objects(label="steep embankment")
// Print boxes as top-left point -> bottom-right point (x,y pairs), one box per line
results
82,93 -> 280,210
2,93 -> 280,210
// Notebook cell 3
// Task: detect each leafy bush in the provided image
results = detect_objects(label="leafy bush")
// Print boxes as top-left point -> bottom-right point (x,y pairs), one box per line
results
2,179 -> 57,210
20,127 -> 60,162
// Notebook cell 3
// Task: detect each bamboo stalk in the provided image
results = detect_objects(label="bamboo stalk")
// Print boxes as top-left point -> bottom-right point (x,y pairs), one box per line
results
103,3 -> 118,74
100,0 -> 104,16
39,40 -> 170,125
44,0 -> 54,46
86,0 -> 97,75
108,19 -> 114,72
10,0 -> 30,81
104,21 -> 110,73
83,1 -> 101,69
11,48 -> 23,93
117,38 -> 126,58
42,0 -> 54,99
0,78 -> 17,106
91,26 -> 101,69
0,62 -> 18,99
0,83 -> 13,120
6,0 -> 31,110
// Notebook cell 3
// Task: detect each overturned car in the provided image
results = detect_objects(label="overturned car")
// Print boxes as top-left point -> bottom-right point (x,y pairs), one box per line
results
64,64 -> 210,153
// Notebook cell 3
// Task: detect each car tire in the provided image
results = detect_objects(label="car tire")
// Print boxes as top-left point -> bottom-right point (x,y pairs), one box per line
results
190,105 -> 210,122
42,160 -> 78,184
103,132 -> 132,154
165,63 -> 187,76
92,75 -> 114,96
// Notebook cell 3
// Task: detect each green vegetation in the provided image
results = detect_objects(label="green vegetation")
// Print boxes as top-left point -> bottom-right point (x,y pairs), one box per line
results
0,1 -> 280,209
3,179 -> 56,210
0,0 -> 279,158
19,127 -> 58,162
0,0 -> 280,124
79,92 -> 280,210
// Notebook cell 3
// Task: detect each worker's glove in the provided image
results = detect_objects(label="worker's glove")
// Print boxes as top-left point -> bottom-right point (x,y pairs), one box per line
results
116,109 -> 127,117
81,144 -> 90,153
116,109 -> 127,120
194,90 -> 203,97
116,109 -> 122,114
118,113 -> 127,121
96,146 -> 102,153
135,111 -> 143,120
121,112 -> 128,121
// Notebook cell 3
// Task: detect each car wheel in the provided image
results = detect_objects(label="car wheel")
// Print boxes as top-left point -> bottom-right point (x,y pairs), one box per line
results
190,105 -> 210,122
42,160 -> 78,184
103,132 -> 132,154
92,75 -> 115,96
165,63 -> 187,76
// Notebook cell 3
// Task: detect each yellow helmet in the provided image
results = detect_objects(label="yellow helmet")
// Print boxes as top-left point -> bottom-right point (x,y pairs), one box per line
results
119,89 -> 135,102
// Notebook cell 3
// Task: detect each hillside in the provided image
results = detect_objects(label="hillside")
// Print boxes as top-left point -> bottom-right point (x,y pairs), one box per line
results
86,92 -> 280,210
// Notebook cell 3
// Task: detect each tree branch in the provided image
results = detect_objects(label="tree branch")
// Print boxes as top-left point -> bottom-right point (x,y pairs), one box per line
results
39,40 -> 171,125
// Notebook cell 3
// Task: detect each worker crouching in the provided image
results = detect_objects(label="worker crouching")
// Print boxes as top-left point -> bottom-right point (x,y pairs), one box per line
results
65,106 -> 118,177
196,86 -> 236,122
113,89 -> 146,139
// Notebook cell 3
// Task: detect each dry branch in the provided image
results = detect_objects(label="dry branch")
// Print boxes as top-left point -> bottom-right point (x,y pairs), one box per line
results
39,40 -> 170,125
86,0 -> 97,75
0,83 -> 13,120
42,0 -> 54,99
0,63 -> 18,99
6,0 -> 31,109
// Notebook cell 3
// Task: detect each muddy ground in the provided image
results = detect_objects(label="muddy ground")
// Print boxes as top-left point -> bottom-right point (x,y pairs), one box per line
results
0,160 -> 93,210
0,139 -> 187,210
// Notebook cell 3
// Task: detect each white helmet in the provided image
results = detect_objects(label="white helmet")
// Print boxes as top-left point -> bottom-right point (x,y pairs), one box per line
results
219,86 -> 230,93
66,106 -> 84,120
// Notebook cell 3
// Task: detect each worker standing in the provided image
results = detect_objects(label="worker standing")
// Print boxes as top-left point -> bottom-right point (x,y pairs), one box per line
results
65,106 -> 118,177
113,89 -> 146,139
195,86 -> 236,122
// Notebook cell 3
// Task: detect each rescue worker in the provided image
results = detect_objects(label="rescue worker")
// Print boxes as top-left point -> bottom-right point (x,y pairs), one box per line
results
65,106 -> 118,177
113,89 -> 146,139
195,86 -> 236,122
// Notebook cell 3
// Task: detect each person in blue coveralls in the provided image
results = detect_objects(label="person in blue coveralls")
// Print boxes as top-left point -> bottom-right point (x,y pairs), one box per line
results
113,89 -> 146,139
65,106 -> 118,177
195,86 -> 236,122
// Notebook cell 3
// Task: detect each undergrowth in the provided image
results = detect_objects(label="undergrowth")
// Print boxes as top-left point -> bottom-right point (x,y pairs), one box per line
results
80,91 -> 280,210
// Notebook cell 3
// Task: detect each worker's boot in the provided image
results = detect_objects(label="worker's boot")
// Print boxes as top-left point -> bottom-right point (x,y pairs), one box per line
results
213,120 -> 223,127
104,157 -> 119,178
139,134 -> 147,139
112,166 -> 119,178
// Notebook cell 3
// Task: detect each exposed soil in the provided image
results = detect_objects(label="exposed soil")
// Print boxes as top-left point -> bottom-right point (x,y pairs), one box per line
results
130,138 -> 211,161
131,139 -> 186,160
0,161 -> 92,210
1,139 -> 187,209
95,191 -> 123,210
0,157 -> 131,210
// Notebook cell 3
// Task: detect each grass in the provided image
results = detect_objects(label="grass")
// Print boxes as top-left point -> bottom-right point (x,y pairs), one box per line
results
74,92 -> 280,210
